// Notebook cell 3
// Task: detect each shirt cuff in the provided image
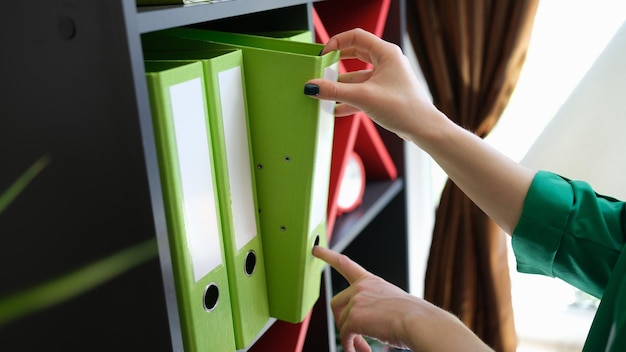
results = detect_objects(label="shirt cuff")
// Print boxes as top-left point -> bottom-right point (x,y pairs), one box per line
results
512,171 -> 574,276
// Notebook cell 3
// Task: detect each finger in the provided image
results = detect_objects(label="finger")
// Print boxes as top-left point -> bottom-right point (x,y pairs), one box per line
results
302,78 -> 362,116
338,70 -> 373,84
303,78 -> 366,108
335,103 -> 361,117
321,28 -> 391,66
329,285 -> 354,324
354,335 -> 372,352
335,290 -> 352,331
340,332 -> 358,352
302,80 -> 365,118
313,246 -> 368,284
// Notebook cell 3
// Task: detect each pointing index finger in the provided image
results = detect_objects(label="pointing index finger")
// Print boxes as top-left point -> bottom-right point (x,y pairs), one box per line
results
313,246 -> 369,284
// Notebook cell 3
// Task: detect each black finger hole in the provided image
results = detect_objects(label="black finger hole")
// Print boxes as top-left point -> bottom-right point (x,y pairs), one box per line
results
57,16 -> 76,40
203,283 -> 219,312
244,250 -> 257,276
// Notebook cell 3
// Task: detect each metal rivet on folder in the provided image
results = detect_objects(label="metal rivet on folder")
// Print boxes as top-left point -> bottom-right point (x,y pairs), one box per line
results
203,283 -> 219,312
284,156 -> 291,162
280,226 -> 286,232
244,250 -> 257,276
256,164 -> 263,170
57,16 -> 76,40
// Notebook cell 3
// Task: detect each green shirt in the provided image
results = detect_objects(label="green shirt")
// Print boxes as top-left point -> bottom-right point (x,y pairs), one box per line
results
512,171 -> 626,351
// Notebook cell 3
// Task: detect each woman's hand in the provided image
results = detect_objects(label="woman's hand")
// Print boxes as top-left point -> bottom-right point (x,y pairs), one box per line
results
305,28 -> 534,235
305,28 -> 444,144
313,246 -> 493,352
312,245 -> 413,351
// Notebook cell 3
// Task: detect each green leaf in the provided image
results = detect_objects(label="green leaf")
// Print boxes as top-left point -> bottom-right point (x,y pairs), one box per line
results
0,154 -> 160,326
0,154 -> 51,214
0,238 -> 158,326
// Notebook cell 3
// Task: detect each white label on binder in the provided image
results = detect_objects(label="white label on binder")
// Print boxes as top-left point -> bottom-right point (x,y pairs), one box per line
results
170,77 -> 222,282
218,66 -> 258,251
308,63 -> 339,235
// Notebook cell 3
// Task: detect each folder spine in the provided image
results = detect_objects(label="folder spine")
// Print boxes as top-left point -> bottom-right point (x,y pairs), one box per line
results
203,50 -> 271,349
145,61 -> 237,352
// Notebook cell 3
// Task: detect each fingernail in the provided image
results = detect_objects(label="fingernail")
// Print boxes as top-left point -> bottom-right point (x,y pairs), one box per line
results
303,83 -> 320,96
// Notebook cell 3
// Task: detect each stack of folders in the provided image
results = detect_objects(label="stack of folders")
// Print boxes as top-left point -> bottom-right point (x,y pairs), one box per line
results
145,49 -> 268,351
142,28 -> 339,334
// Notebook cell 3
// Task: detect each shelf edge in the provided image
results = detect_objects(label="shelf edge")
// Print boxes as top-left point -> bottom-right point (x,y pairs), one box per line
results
136,0 -> 313,33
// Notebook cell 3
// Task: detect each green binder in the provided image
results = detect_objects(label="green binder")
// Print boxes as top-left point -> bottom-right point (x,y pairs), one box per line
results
144,60 -> 236,352
144,30 -> 340,323
250,30 -> 314,43
144,49 -> 271,349
136,0 -> 209,5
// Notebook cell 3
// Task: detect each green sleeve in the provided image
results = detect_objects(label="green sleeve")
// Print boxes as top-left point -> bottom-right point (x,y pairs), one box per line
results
512,170 -> 626,298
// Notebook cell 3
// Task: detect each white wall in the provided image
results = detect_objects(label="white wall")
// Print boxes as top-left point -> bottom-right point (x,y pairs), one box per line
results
521,20 -> 626,200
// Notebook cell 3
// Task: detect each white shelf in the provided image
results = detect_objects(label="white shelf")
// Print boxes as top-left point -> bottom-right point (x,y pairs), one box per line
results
136,0 -> 312,33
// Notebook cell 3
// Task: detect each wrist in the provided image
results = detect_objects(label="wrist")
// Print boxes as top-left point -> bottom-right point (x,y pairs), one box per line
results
401,301 -> 493,352
406,108 -> 454,152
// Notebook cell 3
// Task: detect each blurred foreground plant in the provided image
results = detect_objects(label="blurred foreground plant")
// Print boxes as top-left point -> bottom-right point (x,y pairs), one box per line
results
0,155 -> 158,326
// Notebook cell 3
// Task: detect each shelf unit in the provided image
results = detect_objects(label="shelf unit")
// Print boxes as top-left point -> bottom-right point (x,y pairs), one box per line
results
1,0 -> 408,351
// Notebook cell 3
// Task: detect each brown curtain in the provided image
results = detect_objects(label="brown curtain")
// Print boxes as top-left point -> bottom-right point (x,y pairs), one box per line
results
405,1 -> 539,351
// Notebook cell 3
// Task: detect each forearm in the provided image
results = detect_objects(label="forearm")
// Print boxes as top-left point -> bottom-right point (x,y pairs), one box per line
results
408,109 -> 535,235
401,301 -> 494,352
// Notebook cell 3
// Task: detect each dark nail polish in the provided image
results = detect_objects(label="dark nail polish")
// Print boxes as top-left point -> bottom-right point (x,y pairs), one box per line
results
304,83 -> 320,96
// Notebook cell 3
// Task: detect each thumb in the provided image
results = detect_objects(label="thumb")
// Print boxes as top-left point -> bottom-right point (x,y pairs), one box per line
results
303,79 -> 363,117
304,78 -> 358,104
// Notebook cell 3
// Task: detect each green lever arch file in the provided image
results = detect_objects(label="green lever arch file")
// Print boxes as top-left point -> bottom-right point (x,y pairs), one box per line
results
201,50 -> 271,349
144,49 -> 271,349
144,60 -> 236,352
136,0 -> 209,5
144,29 -> 340,323
250,30 -> 314,43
